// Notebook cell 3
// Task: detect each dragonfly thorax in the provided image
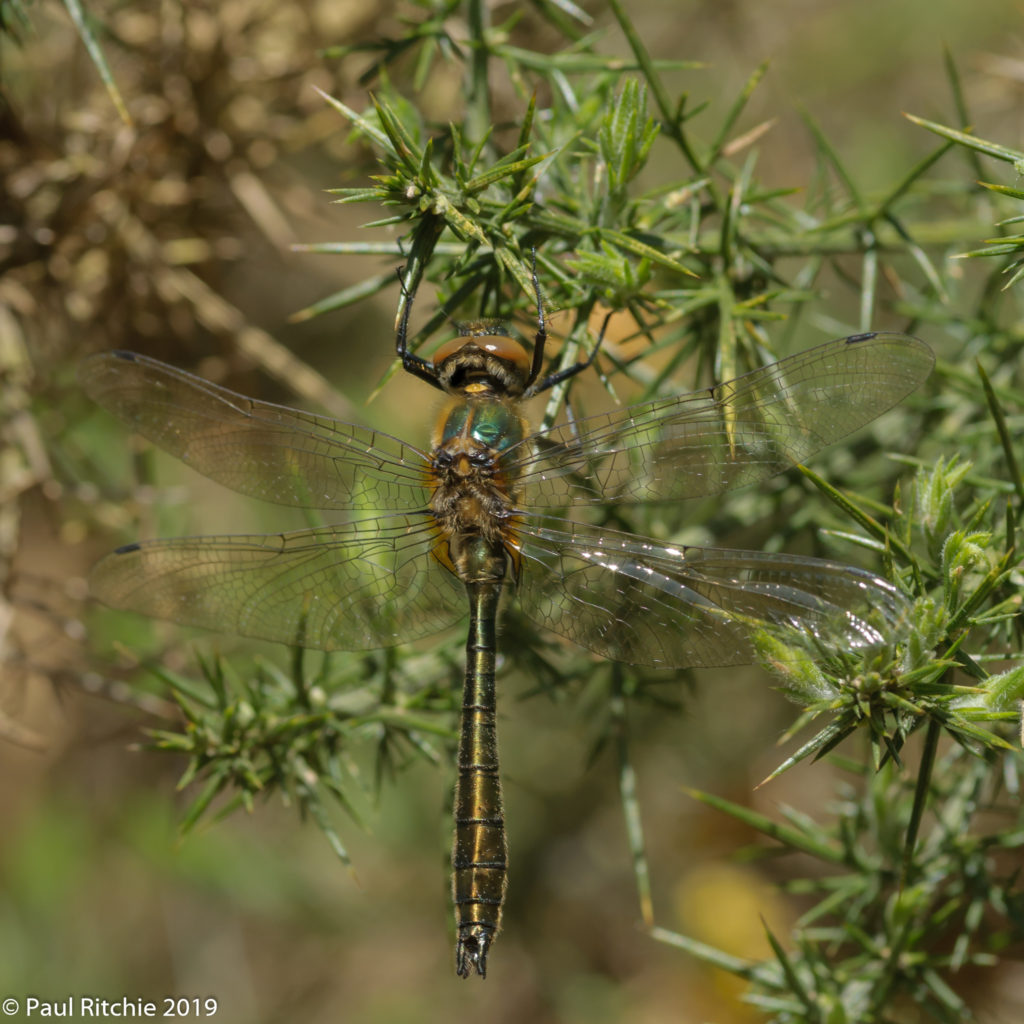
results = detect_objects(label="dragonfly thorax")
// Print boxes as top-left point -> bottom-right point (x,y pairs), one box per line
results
429,396 -> 527,580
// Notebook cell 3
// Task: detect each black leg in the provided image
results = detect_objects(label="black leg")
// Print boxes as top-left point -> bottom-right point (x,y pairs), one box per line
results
395,266 -> 444,391
526,309 -> 612,397
524,250 -> 548,389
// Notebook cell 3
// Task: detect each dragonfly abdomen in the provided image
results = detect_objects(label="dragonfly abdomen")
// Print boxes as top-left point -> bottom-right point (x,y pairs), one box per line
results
453,577 -> 508,979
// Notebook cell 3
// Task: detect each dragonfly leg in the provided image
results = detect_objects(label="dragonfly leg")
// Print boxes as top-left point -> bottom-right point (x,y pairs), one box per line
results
522,247 -> 604,394
395,265 -> 445,391
526,305 -> 612,396
523,249 -> 548,388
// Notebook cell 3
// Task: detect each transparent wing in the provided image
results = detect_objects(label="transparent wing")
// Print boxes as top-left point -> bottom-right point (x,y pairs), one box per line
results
88,514 -> 466,650
79,351 -> 432,511
515,516 -> 905,669
511,333 -> 933,507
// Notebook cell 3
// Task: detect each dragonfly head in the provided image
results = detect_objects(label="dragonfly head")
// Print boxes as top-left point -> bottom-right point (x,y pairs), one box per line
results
433,322 -> 533,397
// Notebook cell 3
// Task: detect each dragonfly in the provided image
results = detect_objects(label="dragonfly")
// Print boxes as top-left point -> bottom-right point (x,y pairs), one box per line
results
80,270 -> 933,979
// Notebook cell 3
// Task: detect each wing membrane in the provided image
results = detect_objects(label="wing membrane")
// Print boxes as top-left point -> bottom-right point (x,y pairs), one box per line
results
79,351 -> 432,511
516,516 -> 905,669
89,514 -> 465,650
83,340 -> 926,664
512,333 -> 933,507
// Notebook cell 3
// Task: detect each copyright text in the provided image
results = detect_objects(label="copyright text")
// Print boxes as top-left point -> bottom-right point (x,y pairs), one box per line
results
3,996 -> 218,1017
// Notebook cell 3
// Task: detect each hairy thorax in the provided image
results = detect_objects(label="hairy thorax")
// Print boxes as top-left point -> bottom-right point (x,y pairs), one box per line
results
428,396 -> 527,578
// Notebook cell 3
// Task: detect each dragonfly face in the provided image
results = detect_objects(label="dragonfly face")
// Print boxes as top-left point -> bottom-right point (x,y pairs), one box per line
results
80,266 -> 933,979
431,325 -> 534,397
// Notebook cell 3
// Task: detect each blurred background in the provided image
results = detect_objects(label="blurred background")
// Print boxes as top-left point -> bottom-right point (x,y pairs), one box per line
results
2,1 -> 1024,1021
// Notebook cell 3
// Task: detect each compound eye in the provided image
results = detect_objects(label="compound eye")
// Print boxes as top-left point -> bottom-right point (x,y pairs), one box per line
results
478,335 -> 532,374
432,336 -> 470,367
431,333 -> 532,374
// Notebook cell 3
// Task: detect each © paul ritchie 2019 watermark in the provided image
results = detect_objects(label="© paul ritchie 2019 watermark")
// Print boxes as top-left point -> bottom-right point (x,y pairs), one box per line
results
3,996 -> 218,1017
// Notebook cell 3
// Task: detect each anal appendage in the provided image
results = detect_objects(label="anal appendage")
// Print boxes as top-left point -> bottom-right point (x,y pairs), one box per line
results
456,924 -> 495,979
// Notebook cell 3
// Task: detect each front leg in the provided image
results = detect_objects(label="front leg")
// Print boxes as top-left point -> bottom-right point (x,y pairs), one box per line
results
526,310 -> 612,397
396,266 -> 445,391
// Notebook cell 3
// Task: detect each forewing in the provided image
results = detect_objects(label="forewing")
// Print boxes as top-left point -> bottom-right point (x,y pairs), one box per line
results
513,333 -> 933,507
515,517 -> 906,669
79,351 -> 431,511
89,514 -> 465,650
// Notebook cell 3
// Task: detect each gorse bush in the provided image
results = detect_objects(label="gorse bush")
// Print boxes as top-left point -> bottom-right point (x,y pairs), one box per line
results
156,6 -> 1024,1012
